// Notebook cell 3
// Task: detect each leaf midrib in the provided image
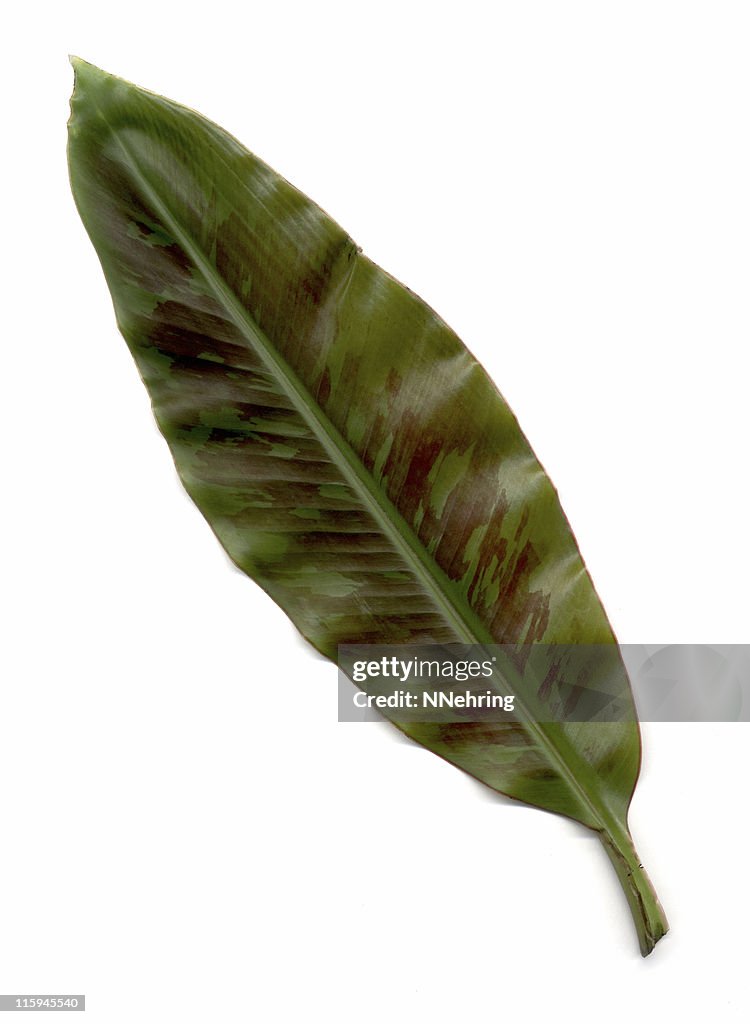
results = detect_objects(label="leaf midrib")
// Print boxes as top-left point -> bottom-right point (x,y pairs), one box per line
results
85,87 -> 625,838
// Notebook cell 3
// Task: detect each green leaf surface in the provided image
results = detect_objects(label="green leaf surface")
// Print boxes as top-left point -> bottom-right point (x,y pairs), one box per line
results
67,58 -> 667,955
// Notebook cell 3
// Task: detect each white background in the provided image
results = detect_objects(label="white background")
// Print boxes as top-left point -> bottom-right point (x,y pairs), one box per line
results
2,2 -> 749,1021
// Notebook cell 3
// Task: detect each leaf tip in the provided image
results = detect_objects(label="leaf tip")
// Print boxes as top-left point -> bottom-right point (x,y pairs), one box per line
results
68,55 -> 107,88
67,58 -> 118,141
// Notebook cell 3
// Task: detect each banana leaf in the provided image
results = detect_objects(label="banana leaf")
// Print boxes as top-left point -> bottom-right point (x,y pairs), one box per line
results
67,58 -> 668,955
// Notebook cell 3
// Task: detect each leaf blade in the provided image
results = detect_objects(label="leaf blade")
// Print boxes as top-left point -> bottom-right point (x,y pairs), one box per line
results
68,59 -> 667,953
